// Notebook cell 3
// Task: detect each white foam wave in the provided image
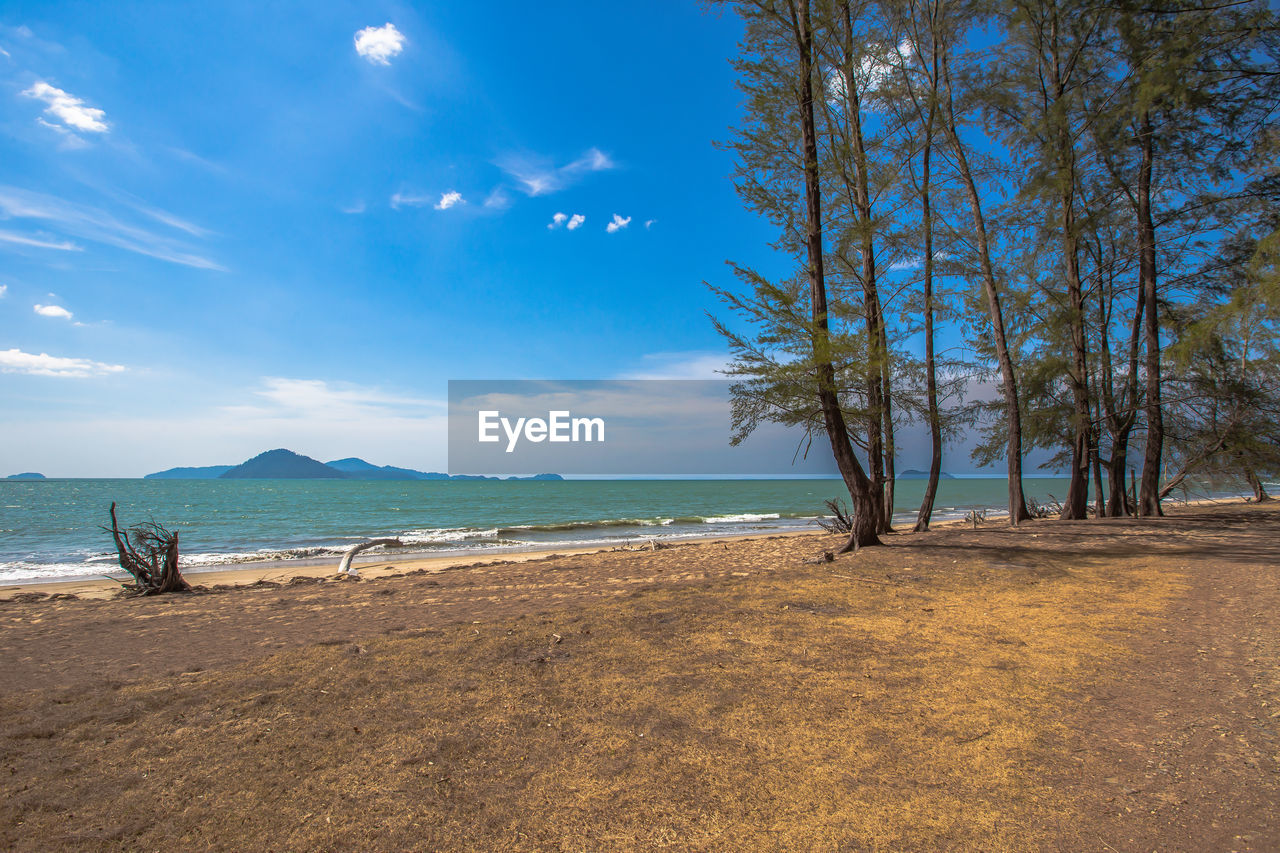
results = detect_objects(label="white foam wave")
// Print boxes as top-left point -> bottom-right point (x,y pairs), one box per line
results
702,512 -> 781,524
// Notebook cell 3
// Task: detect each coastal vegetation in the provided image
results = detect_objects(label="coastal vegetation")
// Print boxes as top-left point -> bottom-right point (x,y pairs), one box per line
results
709,0 -> 1280,542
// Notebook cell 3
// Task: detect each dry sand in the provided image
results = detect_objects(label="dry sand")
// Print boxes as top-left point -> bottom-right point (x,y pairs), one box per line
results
2,501 -> 1277,851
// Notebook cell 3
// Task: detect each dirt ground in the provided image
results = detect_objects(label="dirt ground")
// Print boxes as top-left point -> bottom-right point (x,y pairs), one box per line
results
1,502 -> 1277,851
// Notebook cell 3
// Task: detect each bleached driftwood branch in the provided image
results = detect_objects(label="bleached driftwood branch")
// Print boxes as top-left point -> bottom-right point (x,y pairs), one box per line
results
338,538 -> 403,577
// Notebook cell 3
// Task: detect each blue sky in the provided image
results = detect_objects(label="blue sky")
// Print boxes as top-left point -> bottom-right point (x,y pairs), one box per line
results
1,2 -> 803,475
0,1 -> 1026,479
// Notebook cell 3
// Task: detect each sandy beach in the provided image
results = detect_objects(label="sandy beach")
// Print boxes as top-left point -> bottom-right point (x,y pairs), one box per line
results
2,500 -> 1278,850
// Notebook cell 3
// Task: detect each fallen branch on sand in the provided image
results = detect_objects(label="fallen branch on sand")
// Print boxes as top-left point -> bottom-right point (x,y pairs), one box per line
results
338,538 -> 404,577
103,502 -> 190,595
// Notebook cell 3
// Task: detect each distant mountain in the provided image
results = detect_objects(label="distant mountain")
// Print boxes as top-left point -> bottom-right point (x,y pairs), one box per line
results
898,469 -> 956,480
327,458 -> 562,481
145,465 -> 234,480
5,472 -> 45,480
142,451 -> 564,481
219,449 -> 349,479
325,457 -> 448,480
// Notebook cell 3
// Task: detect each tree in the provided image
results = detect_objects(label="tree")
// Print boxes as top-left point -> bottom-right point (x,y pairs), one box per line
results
713,0 -> 884,550
935,0 -> 1033,524
104,502 -> 190,595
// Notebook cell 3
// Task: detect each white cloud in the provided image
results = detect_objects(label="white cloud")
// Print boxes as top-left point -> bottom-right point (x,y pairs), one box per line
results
567,214 -> 585,231
248,377 -> 442,416
498,147 -> 616,197
389,192 -> 431,209
0,229 -> 82,251
34,303 -> 73,320
0,284 -> 7,298
340,200 -> 366,214
548,212 -> 567,229
0,186 -> 223,270
21,81 -> 108,133
620,351 -> 730,380
354,23 -> 406,65
645,219 -> 656,229
483,188 -> 510,210
0,347 -> 124,378
434,191 -> 464,210
605,214 -> 631,234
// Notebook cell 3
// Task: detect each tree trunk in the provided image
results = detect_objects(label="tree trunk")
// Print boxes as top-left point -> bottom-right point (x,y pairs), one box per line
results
1090,420 -> 1106,518
1044,21 -> 1091,522
1136,110 -> 1164,516
1246,469 -> 1271,502
940,51 -> 1030,525
837,1 -> 891,534
793,0 -> 881,551
1101,272 -> 1143,516
1058,198 -> 1091,520
915,91 -> 942,533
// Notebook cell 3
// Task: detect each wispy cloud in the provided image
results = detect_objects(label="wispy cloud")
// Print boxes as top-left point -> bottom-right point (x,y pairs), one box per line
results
434,191 -> 464,210
620,351 -> 729,380
483,188 -> 510,210
34,303 -> 73,320
0,229 -> 82,251
124,200 -> 211,238
0,186 -> 224,270
606,213 -> 631,234
249,377 -> 442,415
390,191 -> 432,210
0,284 -> 7,298
21,82 -> 108,134
354,23 -> 406,65
340,200 -> 367,214
645,219 -> 656,229
0,347 -> 124,378
498,147 -> 616,197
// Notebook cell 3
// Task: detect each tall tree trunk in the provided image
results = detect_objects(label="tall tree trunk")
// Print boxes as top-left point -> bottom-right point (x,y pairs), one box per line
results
1246,469 -> 1270,502
837,1 -> 891,533
1099,260 -> 1143,516
1090,407 -> 1106,518
915,72 -> 942,532
1039,9 -> 1091,521
879,307 -> 896,531
792,0 -> 881,550
940,50 -> 1030,525
1059,187 -> 1091,520
1136,110 -> 1164,516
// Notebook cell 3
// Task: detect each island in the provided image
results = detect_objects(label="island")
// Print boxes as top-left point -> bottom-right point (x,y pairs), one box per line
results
143,450 -> 564,481
897,469 -> 956,480
5,472 -> 46,480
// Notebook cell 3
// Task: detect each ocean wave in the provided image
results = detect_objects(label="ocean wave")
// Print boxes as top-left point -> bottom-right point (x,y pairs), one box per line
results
498,517 -> 677,535
701,512 -> 782,524
398,527 -> 500,544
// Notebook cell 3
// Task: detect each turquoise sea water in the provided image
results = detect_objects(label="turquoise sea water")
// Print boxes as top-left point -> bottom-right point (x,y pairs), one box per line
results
0,476 -> 1243,584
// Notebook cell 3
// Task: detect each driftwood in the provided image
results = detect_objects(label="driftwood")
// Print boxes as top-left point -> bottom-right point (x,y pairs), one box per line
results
338,538 -> 403,577
817,499 -> 853,534
104,502 -> 190,595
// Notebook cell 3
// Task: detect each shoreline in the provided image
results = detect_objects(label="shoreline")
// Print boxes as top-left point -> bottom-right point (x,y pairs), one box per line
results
1,493 -> 1251,601
0,528 -> 827,600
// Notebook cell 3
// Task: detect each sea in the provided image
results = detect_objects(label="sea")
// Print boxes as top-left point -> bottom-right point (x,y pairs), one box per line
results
0,476 -> 1253,585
